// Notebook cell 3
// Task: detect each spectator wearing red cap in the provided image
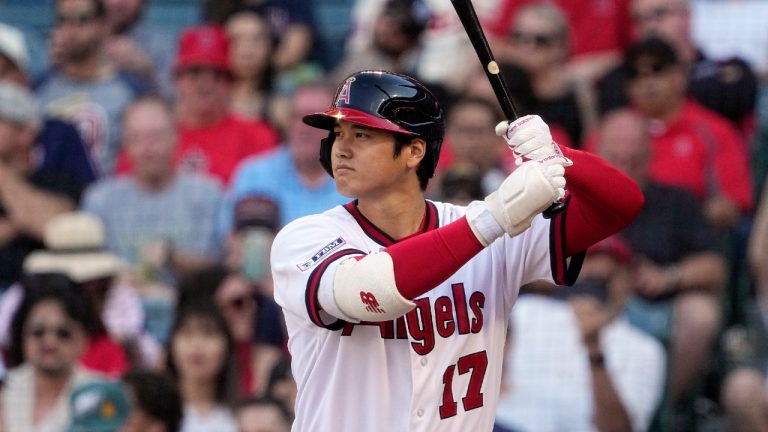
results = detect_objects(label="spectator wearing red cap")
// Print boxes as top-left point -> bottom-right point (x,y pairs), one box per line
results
173,25 -> 279,185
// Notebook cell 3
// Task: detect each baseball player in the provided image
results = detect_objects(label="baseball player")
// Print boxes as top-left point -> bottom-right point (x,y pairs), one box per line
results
270,70 -> 644,431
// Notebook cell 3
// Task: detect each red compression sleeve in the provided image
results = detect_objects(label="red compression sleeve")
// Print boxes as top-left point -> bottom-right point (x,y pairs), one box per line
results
386,217 -> 484,300
560,146 -> 644,256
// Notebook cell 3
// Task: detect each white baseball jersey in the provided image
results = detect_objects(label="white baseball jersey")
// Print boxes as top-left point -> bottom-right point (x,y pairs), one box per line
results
271,200 -> 578,432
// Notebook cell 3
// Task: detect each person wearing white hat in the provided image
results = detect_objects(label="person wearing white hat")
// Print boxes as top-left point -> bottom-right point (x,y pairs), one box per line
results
25,212 -> 149,374
0,22 -> 29,86
0,212 -> 150,376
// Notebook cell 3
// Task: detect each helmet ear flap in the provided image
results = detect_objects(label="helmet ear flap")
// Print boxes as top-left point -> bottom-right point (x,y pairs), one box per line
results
319,130 -> 335,177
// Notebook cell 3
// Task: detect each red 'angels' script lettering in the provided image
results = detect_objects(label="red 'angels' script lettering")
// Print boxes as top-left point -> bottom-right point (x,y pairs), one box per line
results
342,283 -> 485,356
360,291 -> 385,314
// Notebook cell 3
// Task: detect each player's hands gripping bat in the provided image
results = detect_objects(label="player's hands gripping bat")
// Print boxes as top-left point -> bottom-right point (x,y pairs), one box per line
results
449,0 -> 567,217
495,116 -> 572,167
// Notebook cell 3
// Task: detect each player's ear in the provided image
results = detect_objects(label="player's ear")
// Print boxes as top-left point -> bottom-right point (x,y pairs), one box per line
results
406,138 -> 426,169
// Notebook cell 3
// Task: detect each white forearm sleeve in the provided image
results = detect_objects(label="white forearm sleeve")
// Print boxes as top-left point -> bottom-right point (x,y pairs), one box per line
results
332,252 -> 416,322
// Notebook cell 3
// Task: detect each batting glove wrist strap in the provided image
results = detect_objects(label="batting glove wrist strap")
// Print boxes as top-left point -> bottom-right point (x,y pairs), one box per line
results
466,201 -> 504,247
484,162 -> 565,238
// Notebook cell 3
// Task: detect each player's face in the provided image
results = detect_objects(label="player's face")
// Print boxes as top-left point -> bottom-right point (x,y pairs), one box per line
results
331,120 -> 423,198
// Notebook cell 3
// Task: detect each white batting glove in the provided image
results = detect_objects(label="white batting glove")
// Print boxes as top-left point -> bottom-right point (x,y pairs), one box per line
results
495,115 -> 573,167
466,160 -> 566,246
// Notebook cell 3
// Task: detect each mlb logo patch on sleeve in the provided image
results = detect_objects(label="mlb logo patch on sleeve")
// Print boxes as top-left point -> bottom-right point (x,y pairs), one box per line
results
296,237 -> 347,271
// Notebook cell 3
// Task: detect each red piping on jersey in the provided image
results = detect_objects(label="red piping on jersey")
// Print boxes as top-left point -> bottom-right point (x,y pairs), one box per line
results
305,248 -> 365,329
343,201 -> 439,247
550,194 -> 586,286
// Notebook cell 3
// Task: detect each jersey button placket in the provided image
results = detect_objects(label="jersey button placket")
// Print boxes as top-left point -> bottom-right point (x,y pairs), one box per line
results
420,357 -> 428,366
416,408 -> 424,417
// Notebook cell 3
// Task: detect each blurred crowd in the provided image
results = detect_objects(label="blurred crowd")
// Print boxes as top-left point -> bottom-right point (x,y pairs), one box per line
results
0,0 -> 766,431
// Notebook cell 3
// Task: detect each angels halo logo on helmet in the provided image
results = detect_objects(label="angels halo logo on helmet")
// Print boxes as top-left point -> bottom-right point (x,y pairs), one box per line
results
302,70 -> 445,183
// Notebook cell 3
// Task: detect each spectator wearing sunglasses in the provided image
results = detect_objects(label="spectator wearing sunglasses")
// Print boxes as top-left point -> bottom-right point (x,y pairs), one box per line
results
178,264 -> 284,397
621,37 -> 752,230
492,0 -> 633,85
598,0 -> 757,135
498,2 -> 598,148
0,274 -> 100,432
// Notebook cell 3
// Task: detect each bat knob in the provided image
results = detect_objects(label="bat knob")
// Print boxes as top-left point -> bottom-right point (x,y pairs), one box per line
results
542,201 -> 567,219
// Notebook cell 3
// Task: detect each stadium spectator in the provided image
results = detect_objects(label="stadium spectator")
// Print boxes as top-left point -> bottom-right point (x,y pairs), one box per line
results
1,274 -> 98,432
203,0 -> 316,74
35,0 -> 150,176
441,97 -> 506,195
498,2 -> 597,147
264,356 -> 296,422
224,195 -> 279,288
0,23 -> 98,186
598,0 -> 758,133
346,0 -> 481,91
178,265 -> 284,396
225,8 -> 276,122
21,212 -> 143,375
495,236 -> 665,432
67,379 -> 131,431
120,369 -> 183,432
172,24 -> 278,185
596,108 -> 727,409
224,82 -> 346,231
167,302 -> 239,432
435,162 -> 485,206
620,37 -> 753,229
0,23 -> 30,87
748,179 -> 768,334
331,0 -> 429,85
236,396 -> 291,432
83,97 -> 222,287
492,0 -> 633,84
720,361 -> 768,432
103,0 -> 176,100
0,82 -> 83,290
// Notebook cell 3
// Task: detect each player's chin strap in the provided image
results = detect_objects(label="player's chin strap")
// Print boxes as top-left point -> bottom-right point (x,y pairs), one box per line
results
319,131 -> 335,177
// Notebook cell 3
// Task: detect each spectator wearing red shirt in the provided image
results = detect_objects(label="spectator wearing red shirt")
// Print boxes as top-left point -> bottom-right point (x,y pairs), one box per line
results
492,0 -> 633,84
173,25 -> 278,185
597,0 -> 758,134
624,37 -> 752,229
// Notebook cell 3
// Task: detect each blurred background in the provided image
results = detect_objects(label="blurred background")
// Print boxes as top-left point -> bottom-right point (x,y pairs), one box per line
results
0,0 -> 767,431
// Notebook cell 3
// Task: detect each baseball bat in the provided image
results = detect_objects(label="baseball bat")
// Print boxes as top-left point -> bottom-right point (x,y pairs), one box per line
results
449,0 -> 566,218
